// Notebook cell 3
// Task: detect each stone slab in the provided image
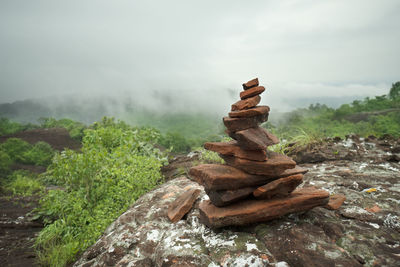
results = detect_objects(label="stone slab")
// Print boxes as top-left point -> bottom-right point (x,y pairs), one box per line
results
204,140 -> 267,161
242,78 -> 259,90
199,187 -> 330,228
220,152 -> 296,176
324,194 -> 346,210
231,95 -> 261,111
229,106 -> 270,118
206,186 -> 256,207
223,113 -> 268,132
253,174 -> 303,199
168,187 -> 201,223
229,127 -> 279,150
240,86 -> 265,100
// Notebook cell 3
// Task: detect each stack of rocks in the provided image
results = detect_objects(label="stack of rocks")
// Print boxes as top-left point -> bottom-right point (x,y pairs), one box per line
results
189,78 -> 330,228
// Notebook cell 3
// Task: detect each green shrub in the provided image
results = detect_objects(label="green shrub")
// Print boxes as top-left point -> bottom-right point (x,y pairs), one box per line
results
35,117 -> 167,266
0,138 -> 32,162
159,132 -> 192,153
22,141 -> 55,166
3,170 -> 44,196
0,150 -> 13,177
38,117 -> 86,141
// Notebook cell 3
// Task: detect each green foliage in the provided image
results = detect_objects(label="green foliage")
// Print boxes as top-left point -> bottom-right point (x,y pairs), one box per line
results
159,132 -> 192,153
38,117 -> 86,141
389,82 -> 400,99
3,170 -> 44,196
0,117 -> 38,136
0,150 -> 12,177
0,138 -> 55,167
35,117 -> 167,266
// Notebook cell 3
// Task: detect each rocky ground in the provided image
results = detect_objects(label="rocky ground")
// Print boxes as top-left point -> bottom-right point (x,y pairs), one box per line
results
74,135 -> 400,267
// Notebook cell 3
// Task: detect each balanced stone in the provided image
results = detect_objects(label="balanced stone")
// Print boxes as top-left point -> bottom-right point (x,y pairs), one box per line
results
205,187 -> 256,207
221,152 -> 296,176
253,174 -> 303,199
199,187 -> 330,228
223,113 -> 268,132
240,86 -> 265,100
204,140 -> 267,161
242,78 -> 259,90
231,95 -> 261,111
228,127 -> 279,150
168,187 -> 201,223
229,106 -> 270,118
324,194 -> 346,210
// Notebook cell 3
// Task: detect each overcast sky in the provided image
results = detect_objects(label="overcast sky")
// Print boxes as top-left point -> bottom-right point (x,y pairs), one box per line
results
0,0 -> 399,112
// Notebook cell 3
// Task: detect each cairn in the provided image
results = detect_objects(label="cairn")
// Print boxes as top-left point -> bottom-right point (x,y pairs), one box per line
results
189,78 -> 330,228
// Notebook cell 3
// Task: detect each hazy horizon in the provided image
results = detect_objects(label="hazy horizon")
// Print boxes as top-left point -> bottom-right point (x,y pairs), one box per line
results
1,0 -> 399,114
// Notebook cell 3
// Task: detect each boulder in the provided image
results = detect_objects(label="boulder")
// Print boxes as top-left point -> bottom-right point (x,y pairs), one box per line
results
240,86 -> 265,100
206,187 -> 256,207
223,113 -> 268,132
229,105 -> 270,118
168,187 -> 201,222
242,78 -> 259,90
199,187 -> 330,228
231,95 -> 261,111
204,140 -> 267,161
220,152 -> 296,176
253,174 -> 303,199
229,127 -> 279,150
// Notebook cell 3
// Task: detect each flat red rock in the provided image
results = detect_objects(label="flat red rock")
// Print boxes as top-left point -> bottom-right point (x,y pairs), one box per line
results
253,174 -> 303,199
240,86 -> 265,100
324,194 -> 346,210
220,152 -> 296,176
204,140 -> 267,161
206,187 -> 256,207
231,95 -> 261,111
199,187 -> 330,228
229,106 -> 270,118
229,127 -> 279,150
242,78 -> 259,90
168,188 -> 201,223
223,113 -> 268,132
189,164 -> 280,191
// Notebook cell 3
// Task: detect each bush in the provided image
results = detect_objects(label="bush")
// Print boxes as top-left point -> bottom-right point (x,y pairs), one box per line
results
0,138 -> 32,163
22,142 -> 55,166
3,170 -> 44,196
0,150 -> 12,177
35,117 -> 167,266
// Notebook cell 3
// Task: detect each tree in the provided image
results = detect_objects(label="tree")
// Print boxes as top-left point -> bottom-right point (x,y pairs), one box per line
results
389,82 -> 400,99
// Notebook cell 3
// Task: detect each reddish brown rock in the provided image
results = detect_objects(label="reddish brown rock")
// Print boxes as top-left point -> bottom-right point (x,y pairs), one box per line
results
223,113 -> 269,132
242,78 -> 259,90
253,174 -> 303,199
229,106 -> 270,118
199,187 -> 330,228
324,194 -> 346,210
206,187 -> 256,207
204,140 -> 267,161
189,164 -> 278,191
220,152 -> 296,176
168,188 -> 201,223
240,86 -> 265,100
231,95 -> 261,111
229,127 -> 279,150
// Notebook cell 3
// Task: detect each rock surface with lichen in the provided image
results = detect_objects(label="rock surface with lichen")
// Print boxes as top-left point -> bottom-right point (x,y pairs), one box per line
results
74,136 -> 400,267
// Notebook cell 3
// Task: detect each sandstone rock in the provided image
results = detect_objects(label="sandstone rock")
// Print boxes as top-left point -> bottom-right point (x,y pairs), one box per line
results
189,164 -> 277,191
229,127 -> 279,150
242,78 -> 259,90
168,188 -> 201,223
231,95 -> 261,111
324,194 -> 346,210
204,140 -> 267,161
199,187 -> 330,228
253,174 -> 303,199
240,86 -> 265,100
206,187 -> 256,207
229,105 -> 270,118
223,113 -> 268,132
220,152 -> 296,176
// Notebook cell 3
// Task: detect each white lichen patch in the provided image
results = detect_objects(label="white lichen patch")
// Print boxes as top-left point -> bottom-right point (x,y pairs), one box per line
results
222,254 -> 268,267
383,214 -> 400,229
368,222 -> 380,229
146,229 -> 161,242
245,242 -> 259,252
343,206 -> 370,215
